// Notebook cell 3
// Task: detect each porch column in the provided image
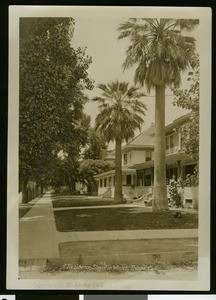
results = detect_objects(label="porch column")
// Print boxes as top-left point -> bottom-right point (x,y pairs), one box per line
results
177,160 -> 184,205
151,167 -> 154,185
130,174 -> 133,185
111,176 -> 114,187
177,160 -> 182,179
133,174 -> 137,186
179,131 -> 182,150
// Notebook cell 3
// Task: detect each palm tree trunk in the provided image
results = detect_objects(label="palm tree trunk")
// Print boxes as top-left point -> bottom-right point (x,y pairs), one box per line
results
114,137 -> 123,203
153,85 -> 168,211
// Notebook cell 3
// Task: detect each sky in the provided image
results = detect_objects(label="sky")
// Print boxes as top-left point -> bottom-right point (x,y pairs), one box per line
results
70,12 -> 198,148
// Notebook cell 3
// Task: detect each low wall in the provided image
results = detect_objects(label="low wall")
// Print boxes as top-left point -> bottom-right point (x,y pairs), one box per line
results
135,186 -> 153,197
98,185 -> 198,208
123,186 -> 153,199
98,187 -> 109,196
183,186 -> 198,208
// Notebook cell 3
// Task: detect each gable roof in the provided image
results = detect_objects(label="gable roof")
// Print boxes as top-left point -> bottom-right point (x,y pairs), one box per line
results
104,151 -> 115,160
102,113 -> 191,159
165,113 -> 191,134
122,113 -> 191,152
122,124 -> 155,152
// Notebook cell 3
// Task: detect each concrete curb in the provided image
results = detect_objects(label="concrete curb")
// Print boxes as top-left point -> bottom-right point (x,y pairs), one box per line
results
48,250 -> 197,268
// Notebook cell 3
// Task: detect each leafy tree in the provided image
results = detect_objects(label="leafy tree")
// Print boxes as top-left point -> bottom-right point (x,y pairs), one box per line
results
50,113 -> 91,192
79,159 -> 114,194
93,81 -> 146,203
173,54 -> 199,161
118,18 -> 198,210
19,18 -> 93,202
49,153 -> 80,193
83,128 -> 107,160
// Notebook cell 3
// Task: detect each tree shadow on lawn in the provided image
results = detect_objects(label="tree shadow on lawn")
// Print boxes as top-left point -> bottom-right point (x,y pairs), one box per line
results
53,207 -> 198,232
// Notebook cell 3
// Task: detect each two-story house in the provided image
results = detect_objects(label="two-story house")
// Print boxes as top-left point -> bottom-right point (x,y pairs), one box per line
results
94,113 -> 198,207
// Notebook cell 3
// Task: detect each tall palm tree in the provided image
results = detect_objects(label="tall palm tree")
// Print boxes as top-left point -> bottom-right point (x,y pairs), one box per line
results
118,18 -> 198,211
94,81 -> 147,203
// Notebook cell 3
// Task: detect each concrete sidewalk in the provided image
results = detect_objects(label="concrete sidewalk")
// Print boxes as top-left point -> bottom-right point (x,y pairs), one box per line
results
19,192 -> 198,273
19,192 -> 59,259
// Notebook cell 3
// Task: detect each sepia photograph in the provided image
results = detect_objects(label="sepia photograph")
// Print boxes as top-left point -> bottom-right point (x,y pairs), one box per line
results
84,296 -> 147,300
148,296 -> 216,300
7,6 -> 211,290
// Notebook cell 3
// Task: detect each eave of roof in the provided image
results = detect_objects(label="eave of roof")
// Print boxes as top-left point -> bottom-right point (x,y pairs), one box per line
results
134,151 -> 195,170
122,144 -> 154,153
94,168 -> 136,178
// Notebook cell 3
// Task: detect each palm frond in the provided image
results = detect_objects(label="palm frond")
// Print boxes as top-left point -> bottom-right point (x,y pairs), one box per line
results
174,19 -> 199,32
118,17 -> 198,91
94,80 -> 147,142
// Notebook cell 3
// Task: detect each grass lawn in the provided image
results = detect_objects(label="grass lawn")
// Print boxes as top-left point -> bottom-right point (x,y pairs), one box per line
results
58,238 -> 198,257
53,206 -> 198,232
52,195 -> 114,208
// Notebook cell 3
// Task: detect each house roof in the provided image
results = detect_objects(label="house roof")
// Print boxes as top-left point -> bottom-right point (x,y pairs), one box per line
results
122,144 -> 154,153
122,124 -> 155,152
165,113 -> 191,134
123,113 -> 191,149
101,113 -> 191,160
102,149 -> 115,161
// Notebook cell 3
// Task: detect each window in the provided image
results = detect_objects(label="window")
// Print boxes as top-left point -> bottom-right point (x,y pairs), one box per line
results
166,134 -> 175,155
99,179 -> 102,187
137,169 -> 153,186
170,135 -> 174,153
146,150 -> 152,161
144,174 -> 151,186
166,137 -> 169,153
104,178 -> 107,187
126,175 -> 131,186
123,153 -> 127,165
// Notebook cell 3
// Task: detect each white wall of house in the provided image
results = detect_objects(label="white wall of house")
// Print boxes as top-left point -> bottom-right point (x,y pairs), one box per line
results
131,151 -> 145,164
96,119 -> 198,207
122,150 -> 154,166
122,151 -> 143,166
